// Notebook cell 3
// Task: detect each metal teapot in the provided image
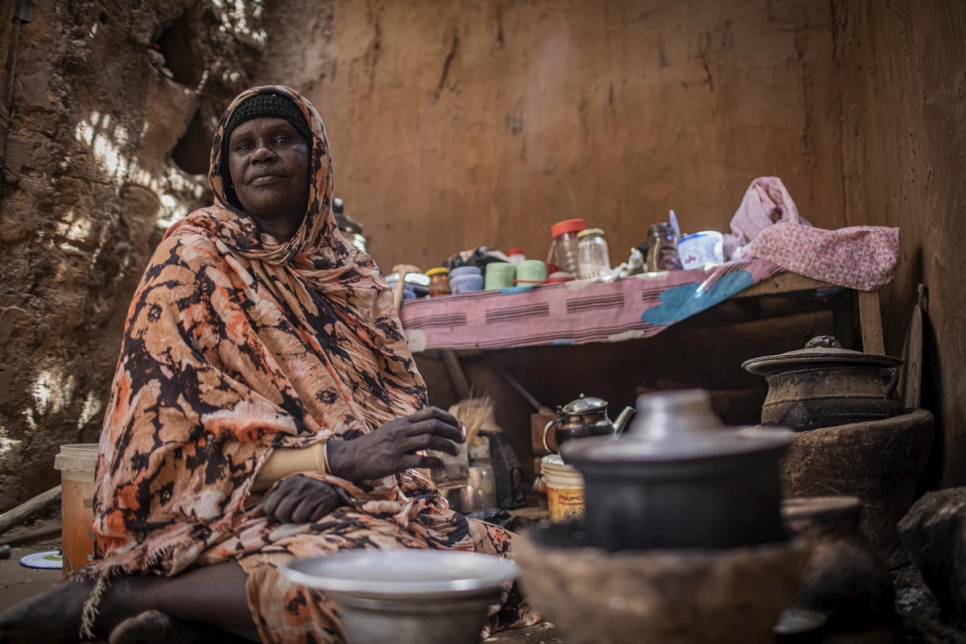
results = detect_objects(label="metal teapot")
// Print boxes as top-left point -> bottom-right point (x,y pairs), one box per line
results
543,394 -> 635,454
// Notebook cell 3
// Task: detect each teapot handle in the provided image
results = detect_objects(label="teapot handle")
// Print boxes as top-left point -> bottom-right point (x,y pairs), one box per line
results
543,419 -> 559,454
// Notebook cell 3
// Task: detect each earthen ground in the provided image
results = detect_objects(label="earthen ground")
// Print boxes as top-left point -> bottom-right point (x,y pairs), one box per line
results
1,537 -> 963,643
0,520 -> 561,643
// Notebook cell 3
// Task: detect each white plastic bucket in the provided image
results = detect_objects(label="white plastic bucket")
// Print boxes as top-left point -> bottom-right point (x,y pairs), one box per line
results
54,444 -> 98,575
541,454 -> 585,522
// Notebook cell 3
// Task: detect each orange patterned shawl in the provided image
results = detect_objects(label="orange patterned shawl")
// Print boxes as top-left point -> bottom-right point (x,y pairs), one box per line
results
90,86 -> 436,575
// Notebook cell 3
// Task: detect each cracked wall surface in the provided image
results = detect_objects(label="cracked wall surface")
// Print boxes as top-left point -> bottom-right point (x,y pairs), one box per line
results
834,0 -> 966,487
258,0 -> 845,274
0,0 -> 271,509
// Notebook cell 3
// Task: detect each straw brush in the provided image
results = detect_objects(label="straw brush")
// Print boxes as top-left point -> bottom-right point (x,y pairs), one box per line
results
454,395 -> 493,448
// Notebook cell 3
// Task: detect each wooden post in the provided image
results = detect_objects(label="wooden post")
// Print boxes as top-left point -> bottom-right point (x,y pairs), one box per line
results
858,290 -> 885,355
442,350 -> 472,400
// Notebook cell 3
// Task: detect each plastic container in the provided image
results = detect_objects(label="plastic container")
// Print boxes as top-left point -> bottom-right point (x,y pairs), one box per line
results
508,248 -> 526,266
547,219 -> 587,275
426,267 -> 451,297
677,231 -> 724,270
541,454 -> 585,522
449,266 -> 484,294
576,228 -> 611,279
450,266 -> 482,278
54,444 -> 98,575
484,262 -> 517,291
515,259 -> 548,283
546,271 -> 575,284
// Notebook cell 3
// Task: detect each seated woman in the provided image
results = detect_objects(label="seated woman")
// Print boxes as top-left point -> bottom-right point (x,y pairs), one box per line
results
0,85 -> 537,643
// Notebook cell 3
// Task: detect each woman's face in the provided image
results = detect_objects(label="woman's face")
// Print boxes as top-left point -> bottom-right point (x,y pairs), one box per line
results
228,117 -> 309,241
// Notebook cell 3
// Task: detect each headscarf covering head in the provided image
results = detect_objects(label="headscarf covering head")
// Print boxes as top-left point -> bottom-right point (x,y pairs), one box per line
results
209,85 -> 341,266
220,92 -> 312,209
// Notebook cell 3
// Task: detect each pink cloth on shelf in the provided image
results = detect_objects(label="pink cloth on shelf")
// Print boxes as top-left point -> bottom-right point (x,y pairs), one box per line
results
724,176 -> 900,291
724,177 -> 810,260
739,223 -> 900,292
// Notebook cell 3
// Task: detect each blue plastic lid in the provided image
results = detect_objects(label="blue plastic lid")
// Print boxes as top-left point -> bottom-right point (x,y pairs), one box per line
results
450,266 -> 483,277
678,231 -> 722,243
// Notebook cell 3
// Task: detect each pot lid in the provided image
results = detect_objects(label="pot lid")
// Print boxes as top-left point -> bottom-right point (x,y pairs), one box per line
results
742,335 -> 902,376
561,390 -> 791,463
559,394 -> 608,415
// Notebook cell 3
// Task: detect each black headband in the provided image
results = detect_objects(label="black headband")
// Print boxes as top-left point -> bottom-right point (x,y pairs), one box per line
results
224,92 -> 312,144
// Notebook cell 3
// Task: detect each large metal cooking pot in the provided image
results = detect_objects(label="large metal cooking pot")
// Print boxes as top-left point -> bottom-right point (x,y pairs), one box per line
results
742,336 -> 904,431
561,389 -> 792,551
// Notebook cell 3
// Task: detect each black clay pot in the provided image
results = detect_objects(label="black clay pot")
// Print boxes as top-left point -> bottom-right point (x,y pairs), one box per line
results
561,389 -> 792,551
742,336 -> 904,431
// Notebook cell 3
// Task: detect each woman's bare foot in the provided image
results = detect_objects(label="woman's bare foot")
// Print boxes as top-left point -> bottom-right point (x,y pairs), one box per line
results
0,577 -> 110,643
109,609 -> 244,644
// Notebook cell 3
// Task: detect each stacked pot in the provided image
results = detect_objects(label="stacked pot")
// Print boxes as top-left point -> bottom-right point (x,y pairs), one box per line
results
515,389 -> 811,644
743,335 -> 934,567
741,335 -> 904,431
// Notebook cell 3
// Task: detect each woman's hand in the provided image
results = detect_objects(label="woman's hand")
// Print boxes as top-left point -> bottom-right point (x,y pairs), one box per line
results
261,475 -> 342,524
325,406 -> 464,483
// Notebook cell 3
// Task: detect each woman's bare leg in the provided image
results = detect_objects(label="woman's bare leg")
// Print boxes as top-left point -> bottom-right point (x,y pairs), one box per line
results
0,562 -> 258,643
122,562 -> 258,640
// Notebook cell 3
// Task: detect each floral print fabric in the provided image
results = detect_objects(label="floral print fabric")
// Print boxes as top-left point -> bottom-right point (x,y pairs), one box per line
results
88,85 -> 536,642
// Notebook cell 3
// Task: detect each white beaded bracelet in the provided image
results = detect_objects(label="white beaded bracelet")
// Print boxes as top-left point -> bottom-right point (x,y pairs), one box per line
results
322,440 -> 333,474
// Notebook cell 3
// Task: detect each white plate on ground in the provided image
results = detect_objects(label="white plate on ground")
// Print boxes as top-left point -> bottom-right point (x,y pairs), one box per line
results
19,550 -> 63,569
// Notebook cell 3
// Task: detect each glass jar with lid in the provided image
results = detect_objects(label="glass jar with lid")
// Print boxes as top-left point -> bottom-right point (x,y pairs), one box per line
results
577,228 -> 611,279
643,223 -> 682,272
426,267 -> 451,297
547,218 -> 587,276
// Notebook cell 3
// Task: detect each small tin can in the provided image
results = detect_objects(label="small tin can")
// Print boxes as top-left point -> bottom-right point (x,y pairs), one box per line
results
426,267 -> 451,297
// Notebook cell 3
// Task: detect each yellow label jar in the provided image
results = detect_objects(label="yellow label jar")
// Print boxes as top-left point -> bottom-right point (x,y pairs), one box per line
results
426,267 -> 451,297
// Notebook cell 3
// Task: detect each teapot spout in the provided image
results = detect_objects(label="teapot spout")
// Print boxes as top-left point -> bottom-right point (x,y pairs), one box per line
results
613,406 -> 636,437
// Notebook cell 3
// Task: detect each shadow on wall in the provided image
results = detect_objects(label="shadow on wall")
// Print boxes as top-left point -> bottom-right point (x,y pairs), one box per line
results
0,0 -> 273,511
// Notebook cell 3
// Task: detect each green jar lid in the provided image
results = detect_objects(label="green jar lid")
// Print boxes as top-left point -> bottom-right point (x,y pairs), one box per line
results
486,262 -> 517,273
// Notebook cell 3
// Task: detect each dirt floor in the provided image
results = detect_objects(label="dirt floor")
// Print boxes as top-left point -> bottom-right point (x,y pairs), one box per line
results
0,549 -> 561,642
0,514 -> 561,643
1,514 -> 962,643
0,513 -> 62,615
0,543 -> 62,615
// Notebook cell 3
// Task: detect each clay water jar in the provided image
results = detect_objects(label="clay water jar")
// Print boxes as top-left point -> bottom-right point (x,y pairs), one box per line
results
782,496 -> 894,625
562,389 -> 792,551
742,336 -> 904,431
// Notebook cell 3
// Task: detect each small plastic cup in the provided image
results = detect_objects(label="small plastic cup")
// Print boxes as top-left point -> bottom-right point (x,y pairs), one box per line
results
427,423 -> 469,490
